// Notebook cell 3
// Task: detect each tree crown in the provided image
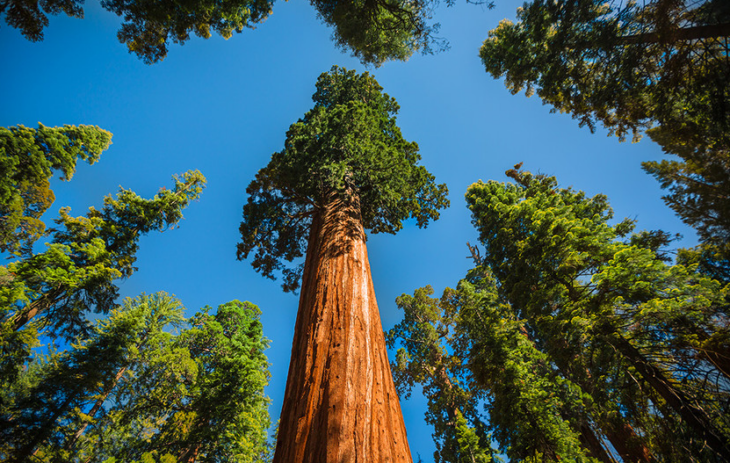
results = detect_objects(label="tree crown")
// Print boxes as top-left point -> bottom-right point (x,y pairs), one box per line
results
238,66 -> 449,291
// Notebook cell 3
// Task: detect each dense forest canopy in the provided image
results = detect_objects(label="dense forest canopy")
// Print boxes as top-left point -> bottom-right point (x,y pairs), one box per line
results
480,0 -> 730,284
389,166 -> 730,462
1,0 -> 492,64
0,126 -> 272,461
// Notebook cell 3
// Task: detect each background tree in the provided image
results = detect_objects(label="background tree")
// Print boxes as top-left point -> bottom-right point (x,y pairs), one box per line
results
390,166 -> 730,462
0,292 -> 185,462
386,286 -> 497,463
0,123 -> 112,256
238,66 -> 449,462
2,0 -> 492,64
479,0 -> 730,277
466,167 -> 730,461
82,300 -> 272,463
0,170 -> 205,386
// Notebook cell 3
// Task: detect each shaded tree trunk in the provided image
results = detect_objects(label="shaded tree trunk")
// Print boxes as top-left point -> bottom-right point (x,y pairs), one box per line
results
620,22 -> 730,45
547,336 -> 653,463
607,332 -> 730,460
603,421 -> 653,463
12,287 -> 63,331
576,420 -> 619,463
272,189 -> 412,463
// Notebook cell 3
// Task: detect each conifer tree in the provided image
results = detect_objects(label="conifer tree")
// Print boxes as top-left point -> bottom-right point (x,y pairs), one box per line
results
238,66 -> 449,462
390,166 -> 730,462
0,124 -> 112,256
0,292 -> 185,462
83,300 -> 272,463
0,170 -> 205,385
2,0 -> 488,65
479,0 -> 730,275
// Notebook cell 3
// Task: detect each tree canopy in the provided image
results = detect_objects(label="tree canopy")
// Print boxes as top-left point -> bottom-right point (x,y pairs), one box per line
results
0,168 -> 205,389
480,0 -> 729,141
389,166 -> 730,461
237,66 -> 449,291
0,124 -> 112,256
2,0 -> 490,64
0,295 -> 272,463
479,0 -> 730,277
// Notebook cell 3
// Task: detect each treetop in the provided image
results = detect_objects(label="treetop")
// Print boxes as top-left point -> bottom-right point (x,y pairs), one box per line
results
238,67 -> 449,291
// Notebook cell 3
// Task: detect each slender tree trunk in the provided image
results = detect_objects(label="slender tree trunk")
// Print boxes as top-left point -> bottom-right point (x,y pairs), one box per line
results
272,190 -> 412,463
61,363 -> 130,454
620,22 -> 730,44
576,421 -> 619,463
179,441 -> 202,463
10,396 -> 74,463
12,287 -> 63,331
547,336 -> 653,463
608,332 -> 730,460
603,421 -> 653,463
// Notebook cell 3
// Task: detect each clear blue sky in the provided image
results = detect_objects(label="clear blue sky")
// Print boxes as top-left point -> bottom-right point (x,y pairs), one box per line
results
0,1 -> 695,460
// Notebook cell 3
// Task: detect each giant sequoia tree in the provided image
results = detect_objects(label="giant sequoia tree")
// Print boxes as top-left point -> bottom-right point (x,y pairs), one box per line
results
480,0 -> 730,277
238,66 -> 449,462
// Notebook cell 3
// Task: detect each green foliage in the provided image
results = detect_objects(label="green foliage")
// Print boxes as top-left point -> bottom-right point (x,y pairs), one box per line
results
391,166 -> 730,461
238,66 -> 448,291
0,124 -> 112,256
310,0 -> 456,66
465,166 -> 730,460
386,286 -> 496,463
480,0 -> 729,141
0,297 -> 272,462
479,0 -> 730,273
0,292 -> 185,462
83,300 -> 271,463
100,0 -> 274,64
0,170 -> 205,385
2,0 -> 274,63
3,0 -> 491,65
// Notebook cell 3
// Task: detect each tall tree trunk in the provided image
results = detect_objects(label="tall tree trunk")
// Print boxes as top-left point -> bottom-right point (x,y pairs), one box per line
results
547,336 -> 653,463
577,421 -> 618,463
620,22 -> 730,45
603,421 -> 653,463
12,286 -> 63,331
272,190 -> 412,463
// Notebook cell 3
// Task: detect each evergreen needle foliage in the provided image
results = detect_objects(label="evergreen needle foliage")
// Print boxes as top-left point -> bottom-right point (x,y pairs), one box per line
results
2,0 -> 492,64
237,66 -> 449,291
480,0 -> 730,281
389,166 -> 730,462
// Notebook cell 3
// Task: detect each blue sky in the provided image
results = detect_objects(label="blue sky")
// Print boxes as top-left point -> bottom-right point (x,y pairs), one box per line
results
0,0 -> 696,460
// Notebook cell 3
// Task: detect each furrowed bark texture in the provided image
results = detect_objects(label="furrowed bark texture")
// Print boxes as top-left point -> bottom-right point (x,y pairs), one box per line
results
272,191 -> 413,463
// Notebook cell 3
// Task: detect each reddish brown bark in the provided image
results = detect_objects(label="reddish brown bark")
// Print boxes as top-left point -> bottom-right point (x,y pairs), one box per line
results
577,421 -> 619,463
179,442 -> 202,463
12,287 -> 63,331
604,422 -> 652,463
608,332 -> 730,460
272,191 -> 412,463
